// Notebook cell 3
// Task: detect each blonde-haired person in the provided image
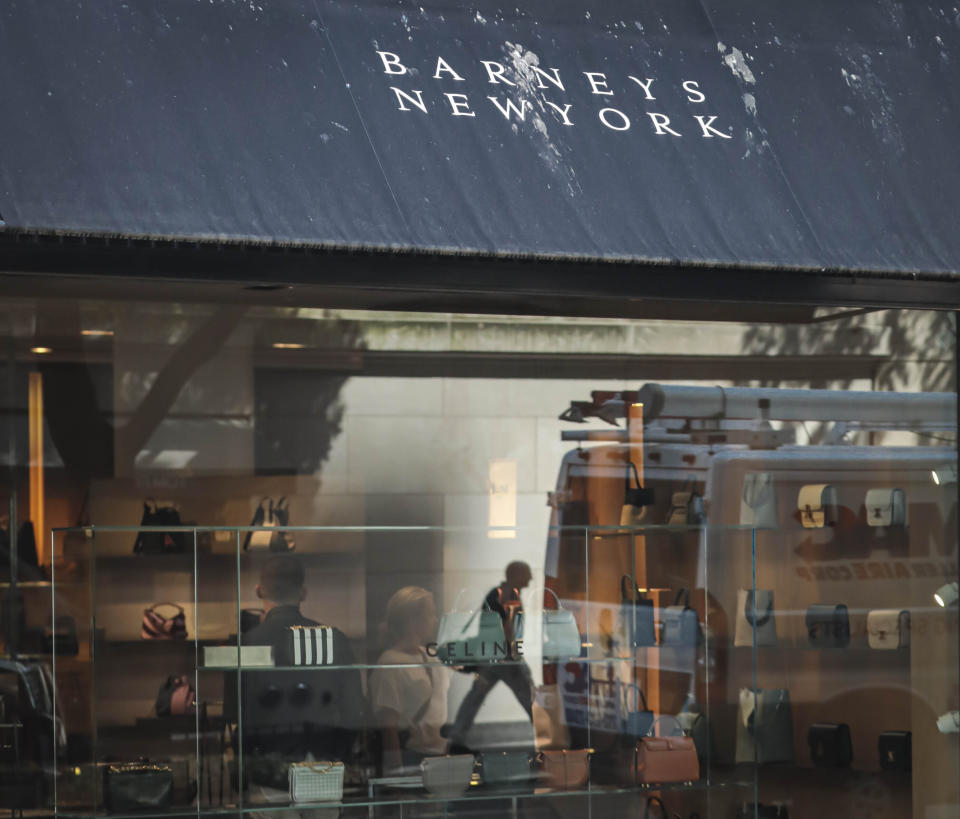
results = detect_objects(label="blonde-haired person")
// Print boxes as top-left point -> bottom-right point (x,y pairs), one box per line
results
369,586 -> 449,774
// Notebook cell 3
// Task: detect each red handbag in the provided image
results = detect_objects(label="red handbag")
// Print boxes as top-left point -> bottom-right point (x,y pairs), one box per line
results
142,603 -> 187,640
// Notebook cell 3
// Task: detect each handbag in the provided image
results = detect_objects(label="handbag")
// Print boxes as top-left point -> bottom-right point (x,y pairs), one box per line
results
798,484 -> 837,529
661,589 -> 699,646
538,589 -> 582,659
867,609 -> 910,649
808,723 -> 853,767
666,479 -> 704,526
676,708 -> 712,761
622,683 -> 655,740
435,590 -> 507,665
276,625 -> 335,666
865,488 -> 907,527
155,675 -> 196,717
421,754 -> 475,798
288,761 -> 344,803
103,763 -> 174,812
537,748 -> 591,789
740,472 -> 777,527
634,717 -> 699,784
132,500 -> 186,554
734,589 -> 777,647
244,498 -> 294,552
806,604 -> 850,648
736,688 -> 794,764
878,731 -> 911,772
43,615 -> 79,656
620,575 -> 656,648
141,603 -> 187,640
624,461 -> 655,510
480,751 -> 533,788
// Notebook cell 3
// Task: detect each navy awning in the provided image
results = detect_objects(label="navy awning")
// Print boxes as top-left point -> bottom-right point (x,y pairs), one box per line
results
1,0 -> 959,283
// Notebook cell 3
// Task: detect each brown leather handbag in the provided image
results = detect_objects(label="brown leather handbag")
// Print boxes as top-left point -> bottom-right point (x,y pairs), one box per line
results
537,749 -> 591,789
635,736 -> 699,784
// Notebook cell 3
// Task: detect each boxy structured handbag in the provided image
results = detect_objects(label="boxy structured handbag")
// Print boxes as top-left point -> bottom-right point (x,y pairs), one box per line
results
480,751 -> 533,788
865,488 -> 907,527
421,754 -> 475,798
132,500 -> 186,554
867,609 -> 910,649
878,731 -> 911,772
808,723 -> 853,767
436,590 -> 507,665
538,749 -> 591,789
155,675 -> 196,717
104,763 -> 174,812
243,497 -> 294,552
661,589 -> 699,647
288,761 -> 344,803
666,479 -> 704,526
536,588 -> 582,660
734,589 -> 777,647
806,604 -> 850,647
634,717 -> 699,784
142,603 -> 187,640
676,708 -> 712,761
620,575 -> 656,648
736,688 -> 794,764
798,484 -> 838,528
277,625 -> 335,666
740,472 -> 778,527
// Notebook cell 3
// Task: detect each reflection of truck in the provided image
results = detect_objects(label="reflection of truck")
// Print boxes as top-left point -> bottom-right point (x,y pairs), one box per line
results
545,384 -> 957,799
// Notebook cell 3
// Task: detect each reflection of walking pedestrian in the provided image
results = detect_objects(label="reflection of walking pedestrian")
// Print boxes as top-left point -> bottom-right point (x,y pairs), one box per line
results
446,562 -> 534,749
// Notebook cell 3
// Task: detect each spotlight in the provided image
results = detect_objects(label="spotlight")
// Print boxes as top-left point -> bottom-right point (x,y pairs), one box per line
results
933,581 -> 959,608
272,342 -> 305,350
30,346 -> 52,354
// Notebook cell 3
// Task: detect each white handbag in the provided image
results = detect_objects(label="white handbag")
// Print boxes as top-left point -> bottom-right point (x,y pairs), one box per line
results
867,609 -> 910,649
865,488 -> 907,527
798,484 -> 837,529
421,754 -> 475,798
734,589 -> 778,647
435,590 -> 507,665
532,589 -> 582,660
288,761 -> 344,803
740,473 -> 778,527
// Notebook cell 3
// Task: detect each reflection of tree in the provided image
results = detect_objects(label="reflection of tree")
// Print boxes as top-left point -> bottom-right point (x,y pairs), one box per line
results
742,309 -> 956,442
40,305 -> 361,478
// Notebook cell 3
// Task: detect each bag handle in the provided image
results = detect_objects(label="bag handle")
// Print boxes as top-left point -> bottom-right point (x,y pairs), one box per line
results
543,587 -> 566,611
624,682 -> 649,713
673,588 -> 690,608
644,796 -> 668,819
147,602 -> 185,617
646,715 -> 683,737
744,590 -> 773,627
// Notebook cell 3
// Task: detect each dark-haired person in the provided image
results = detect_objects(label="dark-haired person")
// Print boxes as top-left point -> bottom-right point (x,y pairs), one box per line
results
225,555 -> 366,809
445,561 -> 534,750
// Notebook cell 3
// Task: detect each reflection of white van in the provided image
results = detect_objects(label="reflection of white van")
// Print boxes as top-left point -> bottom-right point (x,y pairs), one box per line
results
545,384 -> 957,774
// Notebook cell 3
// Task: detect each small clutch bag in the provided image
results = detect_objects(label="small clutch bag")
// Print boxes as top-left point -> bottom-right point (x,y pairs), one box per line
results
878,731 -> 911,772
808,723 -> 853,767
280,625 -> 335,666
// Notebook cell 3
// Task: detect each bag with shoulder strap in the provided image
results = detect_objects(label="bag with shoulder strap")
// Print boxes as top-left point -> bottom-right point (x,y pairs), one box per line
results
661,589 -> 700,646
133,500 -> 186,554
633,716 -> 699,784
619,575 -> 656,648
142,603 -> 187,640
734,589 -> 777,647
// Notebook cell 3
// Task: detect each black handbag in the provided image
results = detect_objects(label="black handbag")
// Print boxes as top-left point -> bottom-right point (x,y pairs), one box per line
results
133,500 -> 186,555
878,730 -> 911,772
243,498 -> 294,552
808,722 -> 853,767
43,615 -> 79,656
621,575 -> 656,647
622,683 -> 655,740
625,461 -> 655,509
104,763 -> 174,812
805,604 -> 850,648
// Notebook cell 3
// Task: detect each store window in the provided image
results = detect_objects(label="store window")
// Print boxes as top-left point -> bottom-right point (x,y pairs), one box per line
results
0,298 -> 956,819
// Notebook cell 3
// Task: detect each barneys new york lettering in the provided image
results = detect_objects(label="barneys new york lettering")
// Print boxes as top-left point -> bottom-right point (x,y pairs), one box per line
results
376,51 -> 733,139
